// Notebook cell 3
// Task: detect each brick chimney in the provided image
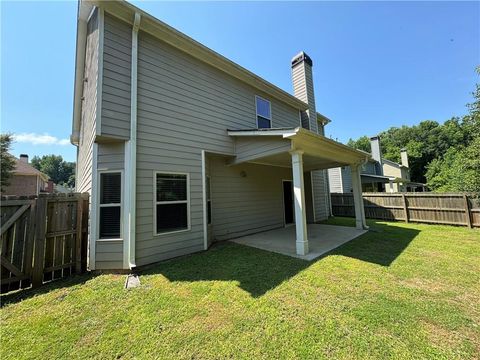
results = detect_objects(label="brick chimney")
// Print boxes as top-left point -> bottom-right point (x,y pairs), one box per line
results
400,148 -> 409,168
19,154 -> 29,163
291,51 -> 318,133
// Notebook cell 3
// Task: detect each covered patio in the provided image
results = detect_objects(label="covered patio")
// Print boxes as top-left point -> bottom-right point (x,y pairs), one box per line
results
231,224 -> 367,260
228,127 -> 371,257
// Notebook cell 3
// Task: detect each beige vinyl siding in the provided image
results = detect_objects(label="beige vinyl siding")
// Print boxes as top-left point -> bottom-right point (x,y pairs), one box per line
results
95,240 -> 123,269
97,142 -> 125,171
312,170 -> 330,221
342,167 -> 353,193
210,157 -> 292,241
304,172 -> 314,223
76,10 -> 99,194
95,142 -> 125,269
101,13 -> 131,139
291,62 -> 317,133
134,29 -> 300,265
234,137 -> 291,164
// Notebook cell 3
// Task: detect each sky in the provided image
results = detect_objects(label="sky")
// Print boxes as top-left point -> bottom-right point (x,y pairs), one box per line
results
1,1 -> 479,162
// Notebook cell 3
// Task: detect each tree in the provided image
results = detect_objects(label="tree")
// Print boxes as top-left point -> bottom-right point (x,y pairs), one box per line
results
345,69 -> 479,191
30,155 -> 75,188
346,136 -> 371,153
0,134 -> 16,192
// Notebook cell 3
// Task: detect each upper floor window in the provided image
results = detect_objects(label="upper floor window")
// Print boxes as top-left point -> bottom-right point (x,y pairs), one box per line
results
255,96 -> 271,129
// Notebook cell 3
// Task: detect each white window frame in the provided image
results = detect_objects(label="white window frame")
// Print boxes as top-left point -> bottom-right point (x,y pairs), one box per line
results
255,95 -> 272,129
97,170 -> 123,241
153,171 -> 191,236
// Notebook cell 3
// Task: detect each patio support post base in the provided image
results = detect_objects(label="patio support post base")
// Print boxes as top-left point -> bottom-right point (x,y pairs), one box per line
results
290,149 -> 309,256
296,240 -> 309,256
351,163 -> 369,230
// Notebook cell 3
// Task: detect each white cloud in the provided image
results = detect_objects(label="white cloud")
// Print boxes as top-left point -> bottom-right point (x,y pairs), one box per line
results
13,133 -> 70,146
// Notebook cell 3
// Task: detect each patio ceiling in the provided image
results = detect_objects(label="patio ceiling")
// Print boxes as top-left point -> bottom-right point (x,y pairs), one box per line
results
228,127 -> 371,171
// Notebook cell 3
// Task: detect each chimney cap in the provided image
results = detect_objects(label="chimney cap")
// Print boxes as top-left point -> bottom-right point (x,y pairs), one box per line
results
19,154 -> 29,163
400,148 -> 407,152
291,51 -> 313,68
370,136 -> 380,141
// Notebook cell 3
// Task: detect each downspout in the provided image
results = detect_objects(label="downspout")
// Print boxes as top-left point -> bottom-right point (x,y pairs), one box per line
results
124,12 -> 141,269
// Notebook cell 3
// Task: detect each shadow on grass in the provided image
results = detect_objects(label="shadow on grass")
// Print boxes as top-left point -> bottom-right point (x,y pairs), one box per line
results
141,219 -> 420,297
1,219 -> 420,301
0,272 -> 95,308
325,218 -> 421,267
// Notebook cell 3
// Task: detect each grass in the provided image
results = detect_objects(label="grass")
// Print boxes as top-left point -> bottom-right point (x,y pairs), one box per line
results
1,218 -> 479,359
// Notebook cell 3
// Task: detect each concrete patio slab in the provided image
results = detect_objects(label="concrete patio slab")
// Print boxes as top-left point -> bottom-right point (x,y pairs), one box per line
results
231,224 -> 367,261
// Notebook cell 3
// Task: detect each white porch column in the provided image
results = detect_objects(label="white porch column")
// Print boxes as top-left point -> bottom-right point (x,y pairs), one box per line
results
290,150 -> 309,255
351,164 -> 368,230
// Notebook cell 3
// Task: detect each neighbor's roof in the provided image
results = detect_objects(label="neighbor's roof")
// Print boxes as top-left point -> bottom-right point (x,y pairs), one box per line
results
317,113 -> 332,125
383,158 -> 408,169
83,0 -> 309,111
12,157 -> 49,181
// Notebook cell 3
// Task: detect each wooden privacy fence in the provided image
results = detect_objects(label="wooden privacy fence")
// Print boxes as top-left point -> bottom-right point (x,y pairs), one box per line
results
331,193 -> 480,228
0,193 -> 89,293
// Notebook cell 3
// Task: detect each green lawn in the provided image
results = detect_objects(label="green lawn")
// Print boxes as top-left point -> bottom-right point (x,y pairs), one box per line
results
1,218 -> 479,359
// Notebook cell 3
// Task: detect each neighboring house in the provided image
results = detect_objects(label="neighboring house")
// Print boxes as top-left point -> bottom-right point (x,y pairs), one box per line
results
2,155 -> 49,196
328,136 -> 426,193
71,0 -> 370,270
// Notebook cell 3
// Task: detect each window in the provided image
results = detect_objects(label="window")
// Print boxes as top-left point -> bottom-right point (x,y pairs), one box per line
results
255,96 -> 271,129
99,172 -> 121,239
206,176 -> 212,225
155,173 -> 190,234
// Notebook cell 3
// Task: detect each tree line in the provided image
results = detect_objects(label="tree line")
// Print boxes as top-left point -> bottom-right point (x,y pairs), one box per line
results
347,78 -> 480,194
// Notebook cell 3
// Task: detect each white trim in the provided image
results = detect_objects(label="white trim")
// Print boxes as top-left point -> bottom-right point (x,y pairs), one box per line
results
97,170 -> 124,243
123,12 -> 141,270
96,8 -> 104,135
228,129 -> 299,137
290,150 -> 309,255
201,151 -> 208,250
339,167 -> 345,193
255,95 -> 272,129
153,171 -> 191,236
89,143 -> 99,270
86,6 -> 96,22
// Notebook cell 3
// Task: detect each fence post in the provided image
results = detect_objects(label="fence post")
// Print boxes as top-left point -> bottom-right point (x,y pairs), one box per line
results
22,200 -> 36,287
463,194 -> 472,228
32,195 -> 47,288
402,194 -> 409,223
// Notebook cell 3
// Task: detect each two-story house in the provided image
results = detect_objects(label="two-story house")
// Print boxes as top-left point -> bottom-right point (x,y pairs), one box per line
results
328,136 -> 425,193
72,0 -> 370,270
2,155 -> 50,196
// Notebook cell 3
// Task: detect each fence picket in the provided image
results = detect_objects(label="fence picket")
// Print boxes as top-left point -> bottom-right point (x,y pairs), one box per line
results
331,192 -> 479,227
1,193 -> 89,293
